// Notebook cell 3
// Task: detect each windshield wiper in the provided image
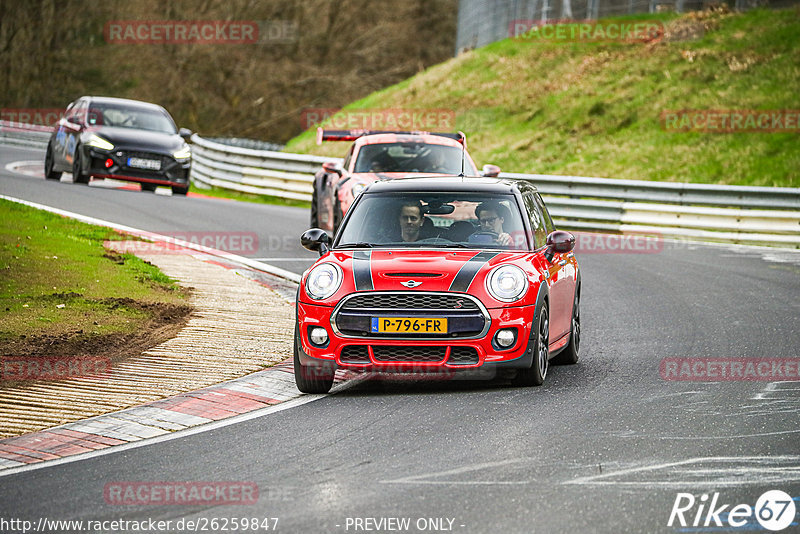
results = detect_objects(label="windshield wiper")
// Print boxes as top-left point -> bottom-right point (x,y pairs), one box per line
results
336,242 -> 375,248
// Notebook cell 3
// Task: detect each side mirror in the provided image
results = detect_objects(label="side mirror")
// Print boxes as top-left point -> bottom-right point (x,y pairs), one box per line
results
67,116 -> 83,126
545,230 -> 575,258
322,161 -> 343,176
481,164 -> 501,178
301,228 -> 331,256
179,128 -> 193,140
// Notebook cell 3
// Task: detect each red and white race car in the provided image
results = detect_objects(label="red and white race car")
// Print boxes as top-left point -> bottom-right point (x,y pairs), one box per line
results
310,128 -> 500,232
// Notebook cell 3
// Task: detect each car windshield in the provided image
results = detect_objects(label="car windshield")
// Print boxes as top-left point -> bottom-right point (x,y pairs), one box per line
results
353,143 -> 476,174
336,192 -> 530,250
87,104 -> 177,134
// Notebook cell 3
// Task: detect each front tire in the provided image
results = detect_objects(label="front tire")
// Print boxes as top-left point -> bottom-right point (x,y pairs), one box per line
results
171,185 -> 189,196
44,143 -> 62,181
513,306 -> 549,387
141,183 -> 157,192
71,146 -> 90,184
293,325 -> 335,394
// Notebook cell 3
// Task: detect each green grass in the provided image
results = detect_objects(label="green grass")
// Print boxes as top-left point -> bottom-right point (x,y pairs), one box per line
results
286,7 -> 800,187
0,199 -> 189,345
189,183 -> 311,209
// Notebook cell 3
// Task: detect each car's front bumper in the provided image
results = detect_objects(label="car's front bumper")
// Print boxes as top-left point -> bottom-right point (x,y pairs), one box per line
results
297,299 -> 536,372
85,147 -> 190,186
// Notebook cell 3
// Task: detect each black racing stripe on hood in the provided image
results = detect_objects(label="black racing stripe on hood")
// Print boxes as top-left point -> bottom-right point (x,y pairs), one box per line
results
448,251 -> 500,293
352,250 -> 373,291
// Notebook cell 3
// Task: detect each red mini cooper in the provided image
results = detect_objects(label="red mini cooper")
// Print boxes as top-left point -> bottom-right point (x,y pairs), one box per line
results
295,176 -> 581,393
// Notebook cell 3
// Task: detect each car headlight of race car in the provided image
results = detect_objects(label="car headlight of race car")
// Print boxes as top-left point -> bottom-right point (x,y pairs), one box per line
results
172,145 -> 192,160
486,265 -> 528,302
351,183 -> 366,197
305,263 -> 343,300
87,134 -> 114,151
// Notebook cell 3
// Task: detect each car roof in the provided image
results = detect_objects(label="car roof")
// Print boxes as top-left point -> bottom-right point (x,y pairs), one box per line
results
363,176 -> 537,194
355,133 -> 464,148
83,96 -> 168,112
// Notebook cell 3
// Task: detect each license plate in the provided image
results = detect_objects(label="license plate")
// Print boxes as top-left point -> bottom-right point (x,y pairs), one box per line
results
128,157 -> 161,170
371,317 -> 447,334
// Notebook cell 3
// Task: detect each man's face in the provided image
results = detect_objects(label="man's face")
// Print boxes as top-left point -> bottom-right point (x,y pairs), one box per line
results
399,205 -> 423,241
478,209 -> 504,234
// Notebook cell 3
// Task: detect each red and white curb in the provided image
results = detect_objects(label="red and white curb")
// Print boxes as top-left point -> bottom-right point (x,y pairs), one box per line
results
0,195 -> 331,474
0,362 -> 357,471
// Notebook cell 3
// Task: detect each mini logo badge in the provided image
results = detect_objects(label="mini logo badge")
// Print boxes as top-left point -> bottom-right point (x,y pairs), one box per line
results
454,300 -> 464,309
401,280 -> 422,288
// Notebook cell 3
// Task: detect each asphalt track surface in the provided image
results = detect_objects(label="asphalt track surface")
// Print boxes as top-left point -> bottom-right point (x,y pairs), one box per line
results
1,144 -> 799,533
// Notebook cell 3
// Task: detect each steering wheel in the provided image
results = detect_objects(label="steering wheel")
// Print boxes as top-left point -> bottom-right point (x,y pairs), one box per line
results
469,230 -> 499,240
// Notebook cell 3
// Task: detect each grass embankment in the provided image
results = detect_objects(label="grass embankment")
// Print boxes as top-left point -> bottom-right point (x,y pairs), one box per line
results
188,183 -> 310,208
0,199 -> 191,360
286,7 -> 800,187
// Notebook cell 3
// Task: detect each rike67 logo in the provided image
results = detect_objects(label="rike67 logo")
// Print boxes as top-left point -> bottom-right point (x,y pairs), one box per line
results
668,490 -> 796,531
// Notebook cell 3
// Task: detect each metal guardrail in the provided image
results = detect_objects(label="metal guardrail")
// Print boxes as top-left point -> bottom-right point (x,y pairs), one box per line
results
188,134 -> 800,248
1,125 -> 797,248
190,134 -> 337,202
0,121 -> 51,149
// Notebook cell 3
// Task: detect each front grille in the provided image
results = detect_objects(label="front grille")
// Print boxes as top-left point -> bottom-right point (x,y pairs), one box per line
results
448,346 -> 480,365
334,292 -> 488,339
343,293 -> 479,310
123,150 -> 167,161
372,346 -> 446,363
340,345 -> 370,364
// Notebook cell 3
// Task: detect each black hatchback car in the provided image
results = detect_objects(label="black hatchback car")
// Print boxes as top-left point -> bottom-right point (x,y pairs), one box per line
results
45,96 -> 193,195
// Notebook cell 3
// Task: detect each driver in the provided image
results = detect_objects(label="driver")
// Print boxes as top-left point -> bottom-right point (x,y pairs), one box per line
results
416,149 -> 448,173
474,201 -> 512,246
398,200 -> 425,242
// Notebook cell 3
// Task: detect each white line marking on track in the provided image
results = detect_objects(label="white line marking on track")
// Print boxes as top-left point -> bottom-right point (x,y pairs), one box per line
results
0,394 -> 321,478
381,458 -> 533,485
565,456 -> 800,487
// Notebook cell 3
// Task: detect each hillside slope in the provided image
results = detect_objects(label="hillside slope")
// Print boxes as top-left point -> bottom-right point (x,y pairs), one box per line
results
287,7 -> 800,187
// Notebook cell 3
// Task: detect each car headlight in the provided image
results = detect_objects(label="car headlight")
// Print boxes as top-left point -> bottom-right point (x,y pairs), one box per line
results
305,263 -> 342,300
173,145 -> 191,160
87,134 -> 114,151
351,183 -> 365,197
486,265 -> 528,302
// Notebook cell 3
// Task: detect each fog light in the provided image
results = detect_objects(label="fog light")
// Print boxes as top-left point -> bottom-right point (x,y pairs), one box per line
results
309,326 -> 328,346
495,329 -> 515,348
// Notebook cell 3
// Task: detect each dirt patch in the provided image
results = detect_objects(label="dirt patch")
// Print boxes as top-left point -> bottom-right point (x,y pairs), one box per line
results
0,300 -> 193,385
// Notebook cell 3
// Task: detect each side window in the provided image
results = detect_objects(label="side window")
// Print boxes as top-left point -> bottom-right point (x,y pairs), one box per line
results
534,193 -> 556,235
522,193 -> 547,248
72,100 -> 88,124
64,101 -> 78,120
343,144 -> 355,171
